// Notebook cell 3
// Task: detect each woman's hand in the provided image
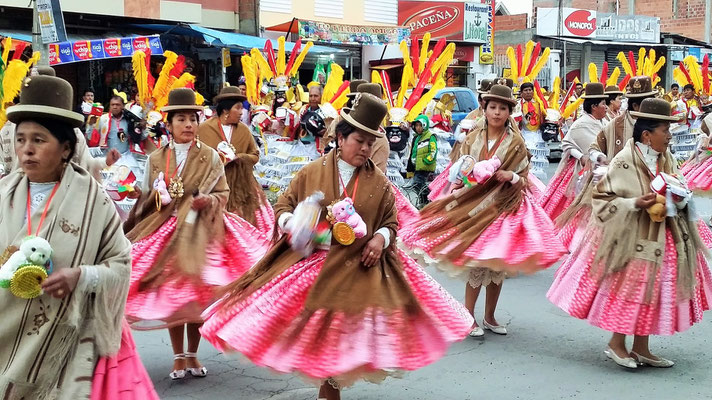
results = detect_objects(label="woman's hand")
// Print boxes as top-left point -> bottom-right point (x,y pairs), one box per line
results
105,148 -> 121,167
361,234 -> 385,268
191,194 -> 212,210
635,192 -> 658,209
41,268 -> 81,299
451,180 -> 465,191
494,170 -> 514,182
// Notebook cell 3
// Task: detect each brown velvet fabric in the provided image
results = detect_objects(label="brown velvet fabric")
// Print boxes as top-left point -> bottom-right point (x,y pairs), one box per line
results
219,150 -> 420,314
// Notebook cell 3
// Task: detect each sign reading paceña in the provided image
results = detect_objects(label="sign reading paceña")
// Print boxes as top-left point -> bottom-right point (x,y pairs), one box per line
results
49,35 -> 163,66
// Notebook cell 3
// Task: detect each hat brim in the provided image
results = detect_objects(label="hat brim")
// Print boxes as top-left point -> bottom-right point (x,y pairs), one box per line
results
481,93 -> 517,107
476,89 -> 489,94
7,104 -> 84,128
604,89 -> 624,95
341,110 -> 384,138
213,93 -> 247,103
582,94 -> 608,99
625,90 -> 656,98
161,105 -> 205,112
629,111 -> 681,121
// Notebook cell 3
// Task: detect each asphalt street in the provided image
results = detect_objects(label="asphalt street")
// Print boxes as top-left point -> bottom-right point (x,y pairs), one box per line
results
135,161 -> 712,400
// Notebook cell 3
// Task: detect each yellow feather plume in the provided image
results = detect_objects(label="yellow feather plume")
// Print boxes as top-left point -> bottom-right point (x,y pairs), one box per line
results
1,37 -> 11,66
617,52 -> 634,77
606,67 -> 621,87
332,90 -> 350,109
506,46 -> 519,83
153,51 -> 178,106
322,63 -> 344,103
652,76 -> 661,88
195,92 -> 205,105
397,60 -> 413,108
637,48 -> 646,75
132,51 -> 150,108
550,76 -> 561,107
250,48 -> 274,81
289,41 -> 313,77
562,96 -> 584,119
406,78 -> 446,121
673,68 -> 689,87
527,47 -> 550,81
429,43 -> 456,82
418,32 -> 430,75
521,41 -> 534,78
399,39 -> 409,64
241,54 -> 259,105
685,56 -> 703,91
155,73 -> 195,110
25,51 -> 40,69
651,56 -> 665,76
276,36 -> 286,75
588,63 -> 598,83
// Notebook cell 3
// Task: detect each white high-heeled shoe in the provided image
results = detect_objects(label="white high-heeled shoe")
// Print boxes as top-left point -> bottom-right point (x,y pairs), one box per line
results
185,352 -> 208,377
631,351 -> 675,368
170,353 -> 187,380
482,319 -> 507,335
604,347 -> 637,369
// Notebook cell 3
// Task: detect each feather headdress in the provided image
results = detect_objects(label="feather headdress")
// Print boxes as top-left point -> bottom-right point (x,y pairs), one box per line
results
0,40 -> 41,126
674,54 -> 712,96
506,41 -> 551,86
131,50 -> 198,113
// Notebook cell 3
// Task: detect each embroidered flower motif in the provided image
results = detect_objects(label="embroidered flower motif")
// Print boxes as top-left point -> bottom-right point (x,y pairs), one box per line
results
28,298 -> 50,336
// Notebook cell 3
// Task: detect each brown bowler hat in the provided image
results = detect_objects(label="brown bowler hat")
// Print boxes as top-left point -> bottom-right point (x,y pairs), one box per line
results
626,76 -> 656,98
481,84 -> 517,107
582,82 -> 607,99
349,79 -> 368,93
346,82 -> 383,99
213,85 -> 246,103
161,88 -> 204,112
35,66 -> 56,76
477,79 -> 493,94
630,98 -> 681,121
341,92 -> 388,137
604,85 -> 623,95
7,75 -> 84,128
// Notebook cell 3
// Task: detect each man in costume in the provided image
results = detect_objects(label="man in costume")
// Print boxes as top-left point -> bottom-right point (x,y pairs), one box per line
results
673,83 -> 700,127
517,82 -> 543,147
664,83 -> 680,103
85,94 -> 147,153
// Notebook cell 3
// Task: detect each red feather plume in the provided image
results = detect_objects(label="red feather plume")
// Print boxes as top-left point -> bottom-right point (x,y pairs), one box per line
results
702,54 -> 710,94
600,62 -> 609,84
284,39 -> 301,76
169,55 -> 186,78
628,51 -> 637,75
618,74 -> 631,91
525,42 -> 541,76
516,44 -> 523,75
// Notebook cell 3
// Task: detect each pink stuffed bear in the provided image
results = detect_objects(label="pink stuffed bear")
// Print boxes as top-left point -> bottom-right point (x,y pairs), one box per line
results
330,198 -> 367,238
471,156 -> 502,184
153,172 -> 173,206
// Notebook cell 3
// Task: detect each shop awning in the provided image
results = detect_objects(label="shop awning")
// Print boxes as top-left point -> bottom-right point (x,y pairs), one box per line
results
370,64 -> 403,71
537,35 -> 707,48
133,23 -> 345,54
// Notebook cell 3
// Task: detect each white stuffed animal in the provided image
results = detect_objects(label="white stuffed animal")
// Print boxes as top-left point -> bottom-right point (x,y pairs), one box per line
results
0,236 -> 53,288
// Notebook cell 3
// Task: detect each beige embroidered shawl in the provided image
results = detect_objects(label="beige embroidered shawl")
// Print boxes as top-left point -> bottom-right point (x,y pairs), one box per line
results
0,163 -> 131,399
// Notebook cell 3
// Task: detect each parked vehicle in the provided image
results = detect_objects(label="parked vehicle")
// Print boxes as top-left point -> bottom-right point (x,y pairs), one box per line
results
435,87 -> 478,129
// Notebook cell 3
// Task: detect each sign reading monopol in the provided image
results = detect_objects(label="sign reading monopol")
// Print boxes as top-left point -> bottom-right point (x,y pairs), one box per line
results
536,7 -> 660,44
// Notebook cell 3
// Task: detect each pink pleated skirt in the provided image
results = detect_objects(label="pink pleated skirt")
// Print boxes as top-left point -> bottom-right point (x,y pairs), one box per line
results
200,249 -> 473,386
254,198 -> 277,238
538,158 -> 576,221
681,155 -> 712,193
548,228 -> 712,336
400,194 -> 566,276
125,213 -> 269,329
91,320 -> 159,400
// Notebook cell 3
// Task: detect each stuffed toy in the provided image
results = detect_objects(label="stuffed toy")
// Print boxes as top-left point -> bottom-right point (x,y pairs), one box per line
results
646,194 -> 667,223
328,197 -> 367,241
153,172 -> 173,206
287,191 -> 325,256
471,156 -> 502,184
0,236 -> 53,298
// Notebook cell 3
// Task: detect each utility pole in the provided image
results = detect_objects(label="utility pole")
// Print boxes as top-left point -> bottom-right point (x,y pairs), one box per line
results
31,0 -> 50,66
706,0 -> 711,44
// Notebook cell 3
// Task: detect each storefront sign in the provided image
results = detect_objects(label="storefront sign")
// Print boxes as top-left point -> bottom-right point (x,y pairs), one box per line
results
36,0 -> 67,44
400,2 -> 462,40
298,19 -> 410,45
479,0 -> 494,65
463,3 -> 490,44
536,7 -> 660,43
222,48 -> 232,67
454,46 -> 476,62
49,35 -> 163,65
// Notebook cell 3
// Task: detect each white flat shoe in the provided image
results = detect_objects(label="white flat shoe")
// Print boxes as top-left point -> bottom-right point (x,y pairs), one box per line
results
482,319 -> 507,335
468,326 -> 485,337
631,351 -> 675,368
185,352 -> 208,377
604,347 -> 637,369
170,353 -> 187,380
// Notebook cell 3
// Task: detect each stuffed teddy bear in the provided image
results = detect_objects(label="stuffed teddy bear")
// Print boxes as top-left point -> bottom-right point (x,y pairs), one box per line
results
329,197 -> 367,239
646,194 -> 667,223
471,156 -> 502,184
0,236 -> 53,288
153,172 -> 173,206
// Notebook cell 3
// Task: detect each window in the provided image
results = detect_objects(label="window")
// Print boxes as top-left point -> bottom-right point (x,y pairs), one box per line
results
439,90 -> 462,112
364,0 -> 398,24
261,0 -> 292,14
315,0 -> 343,19
455,91 -> 477,113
